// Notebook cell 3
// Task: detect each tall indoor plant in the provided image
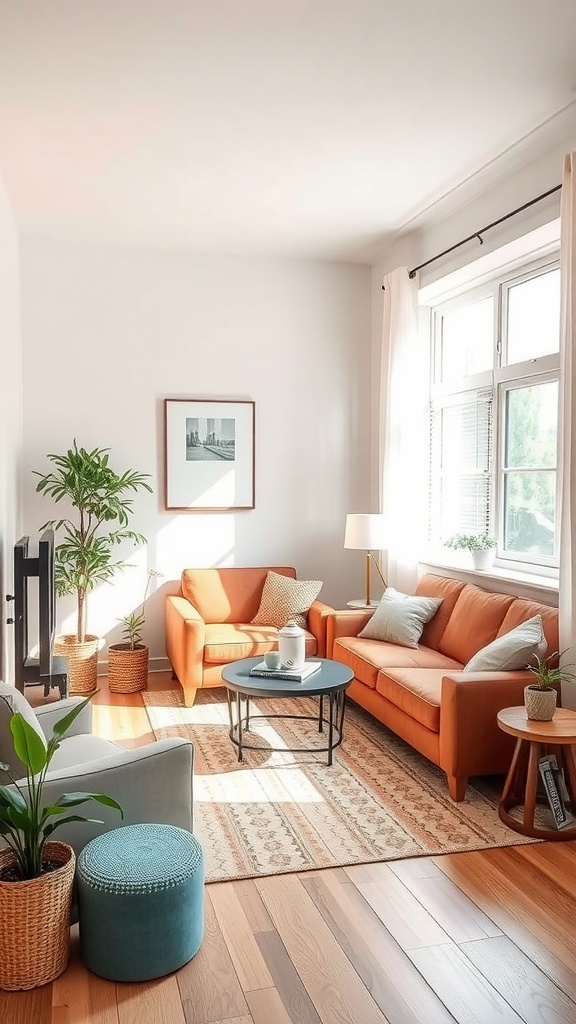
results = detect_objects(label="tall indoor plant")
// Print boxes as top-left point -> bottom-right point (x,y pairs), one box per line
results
34,441 -> 152,694
0,696 -> 122,989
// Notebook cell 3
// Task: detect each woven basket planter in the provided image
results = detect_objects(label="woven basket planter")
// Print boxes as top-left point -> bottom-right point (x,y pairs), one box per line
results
524,684 -> 557,721
54,634 -> 100,695
0,841 -> 75,991
108,644 -> 149,693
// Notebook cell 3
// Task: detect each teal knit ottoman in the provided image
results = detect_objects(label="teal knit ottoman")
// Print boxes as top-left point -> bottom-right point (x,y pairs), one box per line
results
77,823 -> 204,981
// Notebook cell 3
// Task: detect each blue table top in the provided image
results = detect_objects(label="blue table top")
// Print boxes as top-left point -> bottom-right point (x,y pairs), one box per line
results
221,656 -> 353,699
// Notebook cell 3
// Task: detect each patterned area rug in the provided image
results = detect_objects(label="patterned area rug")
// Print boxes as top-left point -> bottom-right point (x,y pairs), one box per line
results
142,688 -> 533,883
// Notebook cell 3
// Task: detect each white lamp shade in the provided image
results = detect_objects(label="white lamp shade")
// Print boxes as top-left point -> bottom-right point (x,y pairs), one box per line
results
344,513 -> 386,551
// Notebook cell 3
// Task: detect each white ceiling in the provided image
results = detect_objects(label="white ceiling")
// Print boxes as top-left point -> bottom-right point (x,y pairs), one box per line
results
1,0 -> 576,263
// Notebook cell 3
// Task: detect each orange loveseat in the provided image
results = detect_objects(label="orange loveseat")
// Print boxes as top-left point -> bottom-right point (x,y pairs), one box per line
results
328,573 -> 559,800
165,566 -> 334,707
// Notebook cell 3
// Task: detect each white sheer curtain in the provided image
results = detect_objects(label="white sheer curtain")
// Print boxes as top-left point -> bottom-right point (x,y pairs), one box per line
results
379,268 -> 429,594
559,153 -> 576,708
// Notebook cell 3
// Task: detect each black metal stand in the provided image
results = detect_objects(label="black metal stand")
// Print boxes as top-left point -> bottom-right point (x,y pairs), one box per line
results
13,533 -> 68,699
226,690 -> 347,766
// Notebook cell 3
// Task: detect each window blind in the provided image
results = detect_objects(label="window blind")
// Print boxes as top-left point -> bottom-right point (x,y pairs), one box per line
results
429,388 -> 494,543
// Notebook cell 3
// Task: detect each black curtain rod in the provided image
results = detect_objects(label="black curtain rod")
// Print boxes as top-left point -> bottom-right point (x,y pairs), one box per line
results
382,182 -> 562,289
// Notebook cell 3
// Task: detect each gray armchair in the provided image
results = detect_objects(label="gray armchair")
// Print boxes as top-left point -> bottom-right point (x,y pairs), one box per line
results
0,682 -> 194,857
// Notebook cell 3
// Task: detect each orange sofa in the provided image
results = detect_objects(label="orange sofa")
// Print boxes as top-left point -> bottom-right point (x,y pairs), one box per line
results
328,573 -> 559,800
165,566 -> 334,707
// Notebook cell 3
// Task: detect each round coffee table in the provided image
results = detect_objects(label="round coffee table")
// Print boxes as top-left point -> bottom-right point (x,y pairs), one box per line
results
220,657 -> 353,766
497,706 -> 576,840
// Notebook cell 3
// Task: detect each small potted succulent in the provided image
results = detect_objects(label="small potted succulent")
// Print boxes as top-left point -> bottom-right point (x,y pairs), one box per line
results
524,651 -> 575,721
0,696 -> 122,989
445,533 -> 497,571
107,569 -> 162,693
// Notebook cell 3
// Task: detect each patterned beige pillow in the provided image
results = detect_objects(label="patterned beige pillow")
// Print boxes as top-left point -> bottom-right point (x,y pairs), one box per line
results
251,571 -> 323,628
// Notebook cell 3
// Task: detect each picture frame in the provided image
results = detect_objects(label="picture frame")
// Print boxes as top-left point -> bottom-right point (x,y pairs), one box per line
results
164,398 -> 255,511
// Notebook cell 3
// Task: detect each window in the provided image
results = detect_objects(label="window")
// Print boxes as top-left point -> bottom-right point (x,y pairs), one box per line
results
428,256 -> 560,574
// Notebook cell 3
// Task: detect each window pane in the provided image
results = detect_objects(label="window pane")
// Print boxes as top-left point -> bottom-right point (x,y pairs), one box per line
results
503,471 -> 556,557
505,382 -> 557,469
440,297 -> 493,381
506,268 -> 560,363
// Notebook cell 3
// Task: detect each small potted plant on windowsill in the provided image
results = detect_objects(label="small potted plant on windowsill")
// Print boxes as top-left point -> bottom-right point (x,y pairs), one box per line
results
524,651 -> 576,721
107,569 -> 162,694
445,533 -> 497,571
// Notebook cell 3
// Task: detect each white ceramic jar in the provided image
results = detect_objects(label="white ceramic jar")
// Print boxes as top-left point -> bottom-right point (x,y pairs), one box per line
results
278,620 -> 306,671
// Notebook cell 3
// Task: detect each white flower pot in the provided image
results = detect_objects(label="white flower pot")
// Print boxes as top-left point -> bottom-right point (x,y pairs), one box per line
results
471,549 -> 494,571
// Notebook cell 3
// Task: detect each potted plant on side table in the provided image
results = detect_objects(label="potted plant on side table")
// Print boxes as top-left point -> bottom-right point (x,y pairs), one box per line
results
524,651 -> 576,721
445,533 -> 497,571
108,569 -> 162,694
34,440 -> 152,695
0,696 -> 122,990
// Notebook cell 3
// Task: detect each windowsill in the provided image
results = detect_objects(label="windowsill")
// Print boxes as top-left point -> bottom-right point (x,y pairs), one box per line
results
419,558 -> 559,606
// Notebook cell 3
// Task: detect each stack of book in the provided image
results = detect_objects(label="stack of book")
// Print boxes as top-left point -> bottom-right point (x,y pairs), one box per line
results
538,754 -> 575,829
249,660 -> 322,683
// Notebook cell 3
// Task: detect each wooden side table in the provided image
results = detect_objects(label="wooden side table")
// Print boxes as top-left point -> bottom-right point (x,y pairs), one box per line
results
497,706 -> 576,840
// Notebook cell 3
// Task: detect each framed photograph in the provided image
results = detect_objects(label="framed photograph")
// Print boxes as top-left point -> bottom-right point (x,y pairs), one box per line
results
164,399 -> 255,511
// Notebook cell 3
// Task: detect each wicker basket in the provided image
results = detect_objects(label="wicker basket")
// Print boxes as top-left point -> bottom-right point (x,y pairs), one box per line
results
53,634 -> 100,695
0,841 -> 75,991
524,684 -> 557,721
107,644 -> 149,693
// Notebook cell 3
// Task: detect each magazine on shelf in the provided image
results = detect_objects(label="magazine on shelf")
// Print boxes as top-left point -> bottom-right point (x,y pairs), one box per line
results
538,754 -> 574,829
249,660 -> 322,682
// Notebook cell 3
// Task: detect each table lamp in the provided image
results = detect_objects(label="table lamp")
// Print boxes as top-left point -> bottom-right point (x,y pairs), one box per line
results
344,513 -> 387,607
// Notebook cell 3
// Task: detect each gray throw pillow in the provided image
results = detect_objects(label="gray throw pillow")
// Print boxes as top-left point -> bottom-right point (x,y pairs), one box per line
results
464,614 -> 547,672
0,680 -> 47,777
358,587 -> 443,649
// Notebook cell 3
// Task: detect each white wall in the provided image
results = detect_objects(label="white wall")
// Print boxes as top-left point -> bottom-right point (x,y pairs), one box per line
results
0,159 -> 22,684
20,239 -> 371,668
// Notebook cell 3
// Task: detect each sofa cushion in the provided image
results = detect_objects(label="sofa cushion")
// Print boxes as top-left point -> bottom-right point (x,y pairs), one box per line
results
203,623 -> 317,664
497,599 -> 559,660
438,585 -> 515,664
464,614 -> 547,672
376,669 -> 448,733
181,567 -> 296,624
251,571 -> 323,628
416,575 -> 467,651
358,589 -> 442,648
333,637 -> 462,691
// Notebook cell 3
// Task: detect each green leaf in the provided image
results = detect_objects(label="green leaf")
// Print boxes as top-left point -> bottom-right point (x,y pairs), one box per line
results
55,792 -> 123,816
0,785 -> 27,813
42,815 -> 104,840
51,696 -> 92,740
10,715 -> 47,774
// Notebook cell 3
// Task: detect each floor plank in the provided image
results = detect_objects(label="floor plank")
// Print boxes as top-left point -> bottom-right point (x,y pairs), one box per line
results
461,935 -> 576,1024
176,888 -> 249,1024
208,883 -> 274,992
51,926 -> 118,1024
345,861 -> 452,950
409,943 -> 525,1024
388,859 -> 503,943
255,873 -> 391,1024
116,976 -> 186,1024
300,868 -> 457,1024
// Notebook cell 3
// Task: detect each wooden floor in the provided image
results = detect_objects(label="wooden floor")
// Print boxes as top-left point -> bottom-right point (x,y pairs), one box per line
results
3,674 -> 576,1024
